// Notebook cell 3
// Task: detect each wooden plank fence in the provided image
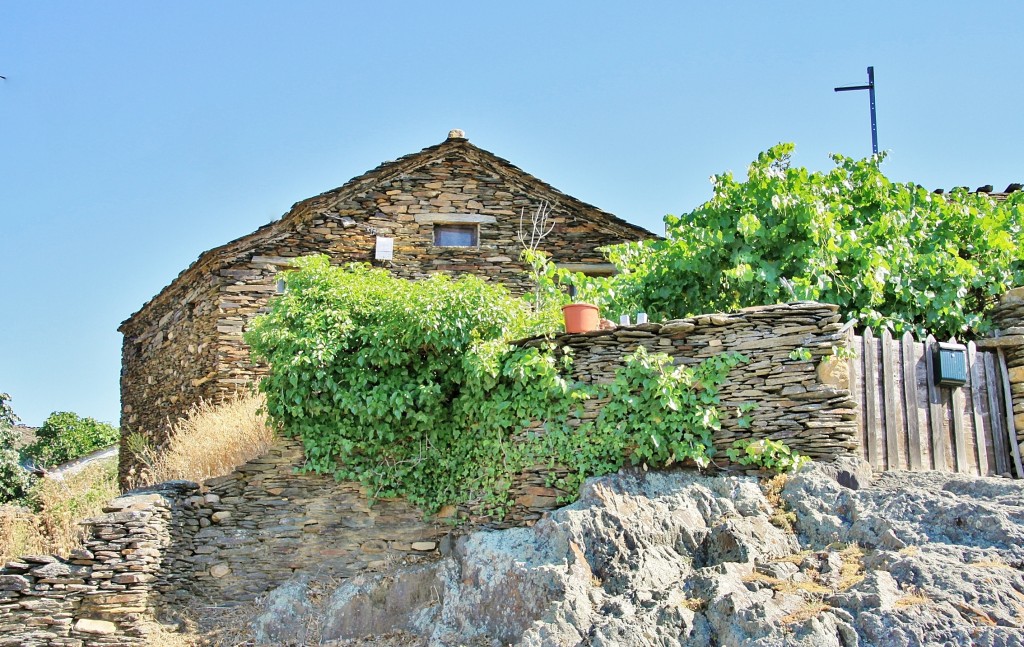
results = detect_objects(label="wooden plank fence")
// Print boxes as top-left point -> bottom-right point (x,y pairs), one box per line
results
850,330 -> 1020,477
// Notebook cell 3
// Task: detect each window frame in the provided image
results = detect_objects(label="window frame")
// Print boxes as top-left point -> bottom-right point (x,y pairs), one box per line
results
432,223 -> 480,248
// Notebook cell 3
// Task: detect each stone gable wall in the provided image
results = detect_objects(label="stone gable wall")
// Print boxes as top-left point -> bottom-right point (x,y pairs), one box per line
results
118,278 -> 221,484
119,147 -> 651,485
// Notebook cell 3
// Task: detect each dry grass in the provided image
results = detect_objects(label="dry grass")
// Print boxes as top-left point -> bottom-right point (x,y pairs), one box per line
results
780,601 -> 829,625
129,391 -> 275,487
956,602 -> 998,627
139,621 -> 201,647
836,544 -> 865,591
0,458 -> 119,563
967,559 -> 1014,570
761,473 -> 797,532
743,571 -> 832,596
894,587 -> 930,608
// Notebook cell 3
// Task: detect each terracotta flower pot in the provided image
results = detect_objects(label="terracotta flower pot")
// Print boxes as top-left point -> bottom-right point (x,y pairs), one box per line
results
562,303 -> 600,333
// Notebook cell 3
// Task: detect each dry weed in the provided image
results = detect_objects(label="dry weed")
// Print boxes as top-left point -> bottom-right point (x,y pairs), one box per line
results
761,473 -> 797,532
967,559 -> 1013,570
955,602 -> 997,627
780,600 -> 829,625
0,505 -> 46,562
0,458 -> 118,562
131,391 -> 275,486
894,587 -> 930,608
771,549 -> 813,565
836,543 -> 865,591
743,571 -> 831,596
138,621 -> 201,647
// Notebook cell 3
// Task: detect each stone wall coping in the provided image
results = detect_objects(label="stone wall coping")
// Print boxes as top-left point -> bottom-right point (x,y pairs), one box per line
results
977,335 -> 1024,349
512,301 -> 845,348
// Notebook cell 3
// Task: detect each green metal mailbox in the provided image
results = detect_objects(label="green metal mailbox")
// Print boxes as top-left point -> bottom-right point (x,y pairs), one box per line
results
933,342 -> 967,387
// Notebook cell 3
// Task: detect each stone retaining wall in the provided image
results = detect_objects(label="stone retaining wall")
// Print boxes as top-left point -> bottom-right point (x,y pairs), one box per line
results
983,287 -> 1024,447
0,482 -> 196,647
520,301 -> 859,460
8,301 -> 865,641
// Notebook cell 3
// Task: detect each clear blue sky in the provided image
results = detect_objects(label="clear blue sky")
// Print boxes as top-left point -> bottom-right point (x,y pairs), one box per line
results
2,2 -> 1021,427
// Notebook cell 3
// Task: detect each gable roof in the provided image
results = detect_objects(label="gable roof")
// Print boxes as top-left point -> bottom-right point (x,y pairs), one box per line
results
120,133 -> 656,332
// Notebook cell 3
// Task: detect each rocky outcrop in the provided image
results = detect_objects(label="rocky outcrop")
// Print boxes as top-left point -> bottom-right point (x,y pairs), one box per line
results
245,460 -> 1024,646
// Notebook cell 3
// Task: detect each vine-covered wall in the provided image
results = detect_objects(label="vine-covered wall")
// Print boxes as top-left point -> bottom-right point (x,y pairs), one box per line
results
520,301 -> 858,461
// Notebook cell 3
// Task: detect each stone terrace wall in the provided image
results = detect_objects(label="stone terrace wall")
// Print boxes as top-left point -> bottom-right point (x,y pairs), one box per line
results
521,301 -> 859,460
0,482 -> 197,647
6,301 -> 864,640
181,440 -> 452,603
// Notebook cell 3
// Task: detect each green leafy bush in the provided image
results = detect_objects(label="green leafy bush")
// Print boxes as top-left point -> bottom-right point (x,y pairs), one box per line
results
593,144 -> 1024,339
247,256 -> 743,514
22,411 -> 118,469
246,256 -> 557,510
0,393 -> 35,505
726,438 -> 809,473
544,347 -> 747,497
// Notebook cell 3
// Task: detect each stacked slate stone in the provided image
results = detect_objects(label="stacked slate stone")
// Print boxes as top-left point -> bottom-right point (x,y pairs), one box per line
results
0,482 -> 195,646
989,287 -> 1024,445
183,441 -> 449,604
518,301 -> 859,462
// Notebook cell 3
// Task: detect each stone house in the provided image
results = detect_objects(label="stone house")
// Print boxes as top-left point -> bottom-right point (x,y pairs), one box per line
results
118,130 -> 656,482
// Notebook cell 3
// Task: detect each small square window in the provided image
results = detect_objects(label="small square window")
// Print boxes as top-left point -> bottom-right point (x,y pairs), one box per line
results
434,224 -> 478,247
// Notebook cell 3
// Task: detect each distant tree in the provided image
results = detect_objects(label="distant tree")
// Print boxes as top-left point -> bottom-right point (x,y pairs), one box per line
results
22,411 -> 119,469
0,393 -> 35,504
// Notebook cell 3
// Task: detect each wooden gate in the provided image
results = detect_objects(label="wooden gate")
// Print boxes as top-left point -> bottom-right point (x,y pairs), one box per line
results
850,329 -> 1022,477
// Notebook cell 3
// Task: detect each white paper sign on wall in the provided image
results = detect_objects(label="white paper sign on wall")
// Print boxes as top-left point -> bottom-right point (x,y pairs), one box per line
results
375,236 -> 394,261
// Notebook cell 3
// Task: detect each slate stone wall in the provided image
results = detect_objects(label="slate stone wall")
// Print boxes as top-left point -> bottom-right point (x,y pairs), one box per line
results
0,482 -> 197,647
519,301 -> 859,460
118,279 -> 221,485
15,294 -> 1024,642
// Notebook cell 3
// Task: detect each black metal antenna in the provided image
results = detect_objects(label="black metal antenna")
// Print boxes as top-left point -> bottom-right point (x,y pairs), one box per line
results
834,66 -> 878,155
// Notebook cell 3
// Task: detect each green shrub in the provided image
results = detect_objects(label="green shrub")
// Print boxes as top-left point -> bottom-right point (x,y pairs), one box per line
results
590,144 -> 1024,339
247,256 -> 742,515
22,411 -> 118,469
726,438 -> 809,473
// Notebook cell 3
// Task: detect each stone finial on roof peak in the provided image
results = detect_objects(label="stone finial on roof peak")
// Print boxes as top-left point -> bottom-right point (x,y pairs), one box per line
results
447,129 -> 466,140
